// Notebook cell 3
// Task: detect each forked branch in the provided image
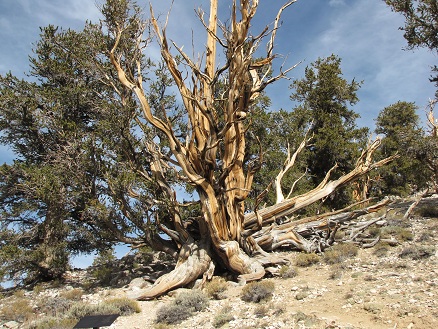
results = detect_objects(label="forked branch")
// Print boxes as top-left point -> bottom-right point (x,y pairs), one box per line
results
244,139 -> 398,229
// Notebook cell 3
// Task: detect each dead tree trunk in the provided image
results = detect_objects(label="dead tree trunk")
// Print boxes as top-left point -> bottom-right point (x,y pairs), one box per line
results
106,0 -> 395,300
426,100 -> 438,191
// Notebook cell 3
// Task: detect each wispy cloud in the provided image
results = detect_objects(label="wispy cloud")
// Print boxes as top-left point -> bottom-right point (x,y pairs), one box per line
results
0,0 -> 102,76
281,0 -> 436,128
15,0 -> 101,24
0,0 -> 436,130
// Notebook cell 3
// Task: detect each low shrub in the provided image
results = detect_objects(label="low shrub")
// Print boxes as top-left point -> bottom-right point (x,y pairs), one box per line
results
295,291 -> 308,300
363,302 -> 382,314
241,280 -> 275,303
373,243 -> 390,257
324,243 -> 358,265
67,302 -> 119,320
295,253 -> 320,267
38,297 -> 73,317
416,205 -> 438,218
329,264 -> 344,279
213,305 -> 234,328
155,289 -> 208,325
417,232 -> 431,242
381,226 -> 413,242
293,311 -> 320,326
366,227 -> 381,238
205,277 -> 228,300
399,245 -> 435,260
279,265 -> 298,279
66,297 -> 140,320
174,290 -> 209,312
156,304 -> 190,325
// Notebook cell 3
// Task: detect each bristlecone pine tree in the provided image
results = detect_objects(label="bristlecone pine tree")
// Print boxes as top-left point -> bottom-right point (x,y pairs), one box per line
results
104,0 -> 396,300
383,0 -> 438,190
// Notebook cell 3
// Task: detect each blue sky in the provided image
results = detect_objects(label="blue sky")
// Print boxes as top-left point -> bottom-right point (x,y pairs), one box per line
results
0,0 -> 436,267
1,0 -> 436,133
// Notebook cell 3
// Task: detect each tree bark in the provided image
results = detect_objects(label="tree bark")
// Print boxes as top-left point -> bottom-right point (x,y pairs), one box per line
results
135,239 -> 213,300
106,0 -> 396,300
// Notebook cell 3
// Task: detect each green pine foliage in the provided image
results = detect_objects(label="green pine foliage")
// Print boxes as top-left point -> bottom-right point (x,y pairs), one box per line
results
289,54 -> 369,210
373,101 -> 430,195
0,2 -> 182,285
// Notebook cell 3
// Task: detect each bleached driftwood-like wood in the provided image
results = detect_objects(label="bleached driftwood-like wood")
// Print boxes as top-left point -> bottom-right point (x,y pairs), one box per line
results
244,140 -> 397,229
252,199 -> 391,252
107,0 -> 397,300
427,99 -> 438,137
274,132 -> 311,204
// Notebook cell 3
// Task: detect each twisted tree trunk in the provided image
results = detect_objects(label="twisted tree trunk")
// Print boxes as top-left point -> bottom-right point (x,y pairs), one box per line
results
106,0 -> 396,300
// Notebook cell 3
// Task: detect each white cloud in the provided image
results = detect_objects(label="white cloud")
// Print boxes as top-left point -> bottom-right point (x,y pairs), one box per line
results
15,0 -> 101,23
292,0 -> 436,128
1,0 -> 436,130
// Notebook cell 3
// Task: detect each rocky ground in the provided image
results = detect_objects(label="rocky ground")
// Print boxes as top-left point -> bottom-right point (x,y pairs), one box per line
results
1,196 -> 437,329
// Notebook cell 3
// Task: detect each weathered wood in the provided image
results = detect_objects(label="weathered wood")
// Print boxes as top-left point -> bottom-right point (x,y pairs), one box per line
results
134,240 -> 212,300
108,0 -> 397,300
244,141 -> 396,229
252,199 -> 391,252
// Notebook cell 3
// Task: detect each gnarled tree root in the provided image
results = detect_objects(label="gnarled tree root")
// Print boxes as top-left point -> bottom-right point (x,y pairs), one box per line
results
133,240 -> 212,300
220,240 -> 266,284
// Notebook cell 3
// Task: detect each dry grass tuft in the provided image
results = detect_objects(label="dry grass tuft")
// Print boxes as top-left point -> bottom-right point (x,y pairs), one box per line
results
295,253 -> 320,267
241,280 -> 275,303
0,298 -> 34,322
67,302 -> 119,320
27,317 -> 77,329
59,288 -> 84,301
205,277 -> 228,300
103,297 -> 141,315
279,265 -> 298,279
155,290 -> 209,325
324,243 -> 358,265
213,305 -> 234,328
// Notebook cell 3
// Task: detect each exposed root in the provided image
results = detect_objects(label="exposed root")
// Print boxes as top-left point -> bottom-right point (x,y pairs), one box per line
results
360,236 -> 381,248
220,240 -> 266,285
130,198 -> 406,299
133,240 -> 212,300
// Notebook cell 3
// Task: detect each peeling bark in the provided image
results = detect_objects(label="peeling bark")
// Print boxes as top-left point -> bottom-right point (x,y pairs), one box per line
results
106,0 -> 397,300
135,240 -> 212,300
